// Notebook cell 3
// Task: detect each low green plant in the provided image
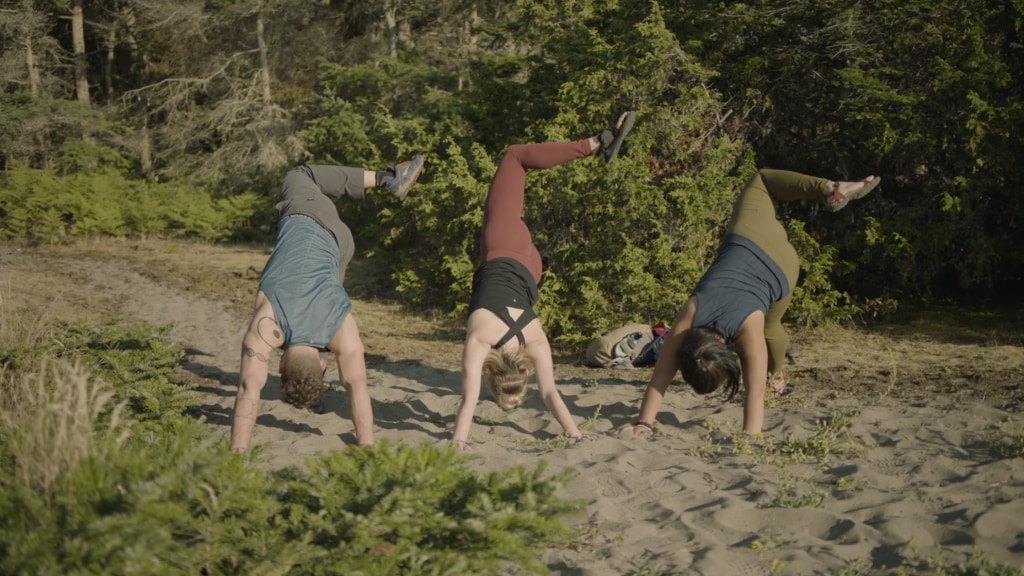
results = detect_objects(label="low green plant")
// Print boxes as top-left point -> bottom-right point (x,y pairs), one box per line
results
990,418 -> 1024,459
474,414 -> 498,426
819,563 -> 871,575
831,475 -> 860,498
0,311 -> 585,575
277,442 -> 583,575
903,547 -> 1024,576
765,408 -> 861,464
50,320 -> 196,427
0,164 -> 265,244
759,474 -> 828,509
531,405 -> 603,450
878,348 -> 898,400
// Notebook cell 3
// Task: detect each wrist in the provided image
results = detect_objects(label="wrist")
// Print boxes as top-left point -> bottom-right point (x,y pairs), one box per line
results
633,420 -> 656,432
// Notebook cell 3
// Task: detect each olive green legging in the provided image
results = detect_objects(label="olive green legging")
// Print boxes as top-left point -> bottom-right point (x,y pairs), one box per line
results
726,169 -> 830,373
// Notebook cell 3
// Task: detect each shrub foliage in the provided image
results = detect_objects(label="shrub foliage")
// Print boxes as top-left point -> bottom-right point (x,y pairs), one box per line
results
0,310 -> 583,575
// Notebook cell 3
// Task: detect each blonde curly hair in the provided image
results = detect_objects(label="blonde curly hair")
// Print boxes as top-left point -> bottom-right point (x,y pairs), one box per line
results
482,346 -> 532,410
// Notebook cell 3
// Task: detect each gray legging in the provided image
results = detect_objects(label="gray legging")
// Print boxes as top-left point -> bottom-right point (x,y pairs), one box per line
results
726,169 -> 829,372
275,164 -> 366,284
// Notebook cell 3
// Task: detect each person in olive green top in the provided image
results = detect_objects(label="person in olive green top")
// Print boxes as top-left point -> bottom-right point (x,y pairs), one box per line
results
621,169 -> 880,437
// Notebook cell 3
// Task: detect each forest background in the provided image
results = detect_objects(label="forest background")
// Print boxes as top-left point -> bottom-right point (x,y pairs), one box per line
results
3,0 -> 1023,343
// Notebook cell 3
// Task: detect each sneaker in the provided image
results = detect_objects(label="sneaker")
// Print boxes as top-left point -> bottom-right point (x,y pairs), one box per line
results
385,153 -> 425,200
824,176 -> 881,212
598,111 -> 637,163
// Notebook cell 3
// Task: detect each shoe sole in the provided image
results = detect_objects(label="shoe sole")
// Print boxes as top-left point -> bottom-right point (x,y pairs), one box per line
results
394,154 -> 424,200
603,111 -> 637,163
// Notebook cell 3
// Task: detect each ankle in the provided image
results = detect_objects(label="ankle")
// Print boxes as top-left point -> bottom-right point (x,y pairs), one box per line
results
595,128 -> 614,153
824,180 -> 839,197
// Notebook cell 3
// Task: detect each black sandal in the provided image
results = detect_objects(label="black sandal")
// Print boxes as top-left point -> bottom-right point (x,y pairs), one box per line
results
598,111 -> 637,163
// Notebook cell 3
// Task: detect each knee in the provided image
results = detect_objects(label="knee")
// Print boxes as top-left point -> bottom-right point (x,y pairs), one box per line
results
502,144 -> 527,160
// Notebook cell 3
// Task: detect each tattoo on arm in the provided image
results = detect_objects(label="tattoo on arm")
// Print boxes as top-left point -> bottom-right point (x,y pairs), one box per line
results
256,316 -> 283,348
242,345 -> 270,363
233,398 -> 259,420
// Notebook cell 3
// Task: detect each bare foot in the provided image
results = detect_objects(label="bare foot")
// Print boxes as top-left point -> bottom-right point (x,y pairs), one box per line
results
769,371 -> 788,397
825,176 -> 881,211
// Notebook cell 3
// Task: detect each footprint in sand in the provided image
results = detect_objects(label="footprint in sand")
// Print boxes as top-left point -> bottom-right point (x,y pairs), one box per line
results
870,455 -> 916,477
694,550 -> 771,576
598,476 -> 632,499
649,475 -> 684,495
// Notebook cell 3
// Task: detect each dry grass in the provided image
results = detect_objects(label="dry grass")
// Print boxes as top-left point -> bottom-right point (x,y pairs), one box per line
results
0,292 -> 130,497
1,361 -> 130,497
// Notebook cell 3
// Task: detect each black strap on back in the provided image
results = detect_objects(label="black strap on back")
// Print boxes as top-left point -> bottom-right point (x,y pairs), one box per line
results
493,311 -> 534,349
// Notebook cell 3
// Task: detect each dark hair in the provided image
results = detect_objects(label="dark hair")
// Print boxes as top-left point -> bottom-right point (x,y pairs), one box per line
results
280,354 -> 327,409
677,326 -> 742,400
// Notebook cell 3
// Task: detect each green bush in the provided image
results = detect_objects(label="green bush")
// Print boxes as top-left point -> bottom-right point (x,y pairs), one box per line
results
0,164 -> 264,244
301,2 -> 862,340
0,312 -> 584,575
276,444 -> 582,575
51,321 -> 194,426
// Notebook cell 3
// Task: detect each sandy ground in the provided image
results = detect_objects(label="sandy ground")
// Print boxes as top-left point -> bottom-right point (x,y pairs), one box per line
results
2,238 -> 1024,575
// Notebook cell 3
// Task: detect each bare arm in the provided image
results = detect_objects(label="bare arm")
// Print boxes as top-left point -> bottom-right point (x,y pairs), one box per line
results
736,312 -> 769,434
230,307 -> 279,452
330,313 -> 374,446
527,335 -> 582,439
453,333 -> 490,448
626,298 -> 697,436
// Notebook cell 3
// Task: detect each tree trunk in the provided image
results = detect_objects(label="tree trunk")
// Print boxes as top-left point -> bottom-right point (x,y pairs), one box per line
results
140,102 -> 153,177
71,0 -> 90,104
256,1 -> 273,108
24,35 -> 40,96
18,0 -> 42,97
384,0 -> 397,57
105,24 -> 116,99
458,0 -> 479,91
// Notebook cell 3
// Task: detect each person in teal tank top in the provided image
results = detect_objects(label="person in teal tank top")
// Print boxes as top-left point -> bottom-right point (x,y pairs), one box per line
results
230,155 -> 424,452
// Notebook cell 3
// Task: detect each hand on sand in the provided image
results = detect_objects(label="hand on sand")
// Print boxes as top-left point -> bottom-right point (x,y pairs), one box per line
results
451,439 -> 472,452
567,434 -> 589,447
616,422 -> 654,438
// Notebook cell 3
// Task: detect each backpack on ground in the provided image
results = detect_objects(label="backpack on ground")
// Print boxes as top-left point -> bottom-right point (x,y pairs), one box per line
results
583,323 -> 656,369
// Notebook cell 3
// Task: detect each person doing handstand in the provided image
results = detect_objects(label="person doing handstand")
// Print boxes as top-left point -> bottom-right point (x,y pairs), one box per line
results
230,155 -> 424,452
451,112 -> 637,450
621,168 -> 881,437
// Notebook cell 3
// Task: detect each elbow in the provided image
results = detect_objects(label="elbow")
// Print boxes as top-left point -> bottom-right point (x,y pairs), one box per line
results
237,377 -> 264,398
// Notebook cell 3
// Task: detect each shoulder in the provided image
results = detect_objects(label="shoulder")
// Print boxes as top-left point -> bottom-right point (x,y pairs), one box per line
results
245,300 -> 284,349
465,308 -> 500,343
735,310 -> 765,346
670,296 -> 698,331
